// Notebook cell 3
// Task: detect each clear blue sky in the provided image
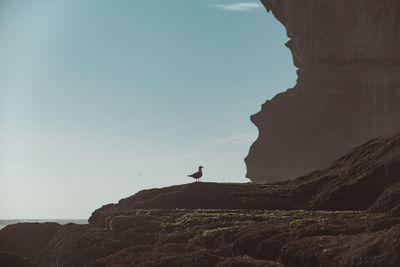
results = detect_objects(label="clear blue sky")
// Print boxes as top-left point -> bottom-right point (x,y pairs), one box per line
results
0,0 -> 296,219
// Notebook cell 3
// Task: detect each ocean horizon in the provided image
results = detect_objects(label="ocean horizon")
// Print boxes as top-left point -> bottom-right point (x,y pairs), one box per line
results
0,219 -> 88,230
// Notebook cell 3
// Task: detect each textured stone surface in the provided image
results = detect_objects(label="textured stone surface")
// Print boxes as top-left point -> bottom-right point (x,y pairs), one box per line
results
0,251 -> 37,267
2,119 -> 400,267
245,0 -> 400,182
368,182 -> 400,215
3,209 -> 400,267
1,131 -> 400,266
0,223 -> 61,262
36,224 -> 122,267
89,131 -> 400,224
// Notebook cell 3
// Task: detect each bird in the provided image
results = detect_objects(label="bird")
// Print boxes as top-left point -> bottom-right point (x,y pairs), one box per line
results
187,166 -> 204,182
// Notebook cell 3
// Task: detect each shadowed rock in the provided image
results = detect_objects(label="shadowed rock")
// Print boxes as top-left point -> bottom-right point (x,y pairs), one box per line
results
279,224 -> 400,267
0,132 -> 388,266
0,223 -> 61,263
290,131 -> 400,210
368,182 -> 400,215
0,251 -> 37,267
245,0 -> 400,183
36,224 -> 122,267
90,131 -> 400,225
2,1 -> 400,266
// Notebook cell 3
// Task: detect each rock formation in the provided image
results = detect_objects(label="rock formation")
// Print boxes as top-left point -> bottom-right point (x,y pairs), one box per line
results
0,251 -> 37,267
89,131 -> 400,222
1,131 -> 400,266
3,1 -> 400,265
245,0 -> 400,183
0,222 -> 61,262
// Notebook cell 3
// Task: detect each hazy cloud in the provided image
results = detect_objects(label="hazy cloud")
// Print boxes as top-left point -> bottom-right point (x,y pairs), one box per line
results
211,2 -> 263,11
213,132 -> 257,145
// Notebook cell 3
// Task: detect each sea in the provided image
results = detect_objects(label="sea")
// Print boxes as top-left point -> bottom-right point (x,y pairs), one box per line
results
0,219 -> 88,230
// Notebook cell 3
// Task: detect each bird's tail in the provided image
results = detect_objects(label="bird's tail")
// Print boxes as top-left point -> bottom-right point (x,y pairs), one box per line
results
187,175 -> 191,177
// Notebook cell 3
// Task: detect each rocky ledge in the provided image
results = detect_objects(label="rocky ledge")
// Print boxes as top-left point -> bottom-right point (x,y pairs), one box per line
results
1,131 -> 400,266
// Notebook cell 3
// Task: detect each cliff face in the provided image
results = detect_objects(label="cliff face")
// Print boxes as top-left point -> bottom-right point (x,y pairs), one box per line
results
245,0 -> 400,182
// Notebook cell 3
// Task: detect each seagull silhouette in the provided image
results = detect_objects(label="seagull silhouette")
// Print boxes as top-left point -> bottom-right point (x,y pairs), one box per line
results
187,166 -> 203,182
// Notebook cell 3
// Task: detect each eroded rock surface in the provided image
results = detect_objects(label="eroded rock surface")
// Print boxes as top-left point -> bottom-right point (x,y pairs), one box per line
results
245,0 -> 400,182
368,182 -> 400,215
90,131 -> 400,223
0,251 -> 37,267
0,222 -> 61,262
3,209 -> 400,267
1,132 -> 400,266
36,224 -> 122,267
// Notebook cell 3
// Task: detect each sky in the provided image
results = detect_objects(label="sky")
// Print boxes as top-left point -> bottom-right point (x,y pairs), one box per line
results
0,0 -> 296,219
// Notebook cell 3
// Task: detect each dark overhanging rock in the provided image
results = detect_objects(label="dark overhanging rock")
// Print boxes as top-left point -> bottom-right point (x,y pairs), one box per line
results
245,0 -> 400,183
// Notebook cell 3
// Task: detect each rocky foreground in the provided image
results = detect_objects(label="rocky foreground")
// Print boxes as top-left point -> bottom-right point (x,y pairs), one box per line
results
1,132 -> 400,266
